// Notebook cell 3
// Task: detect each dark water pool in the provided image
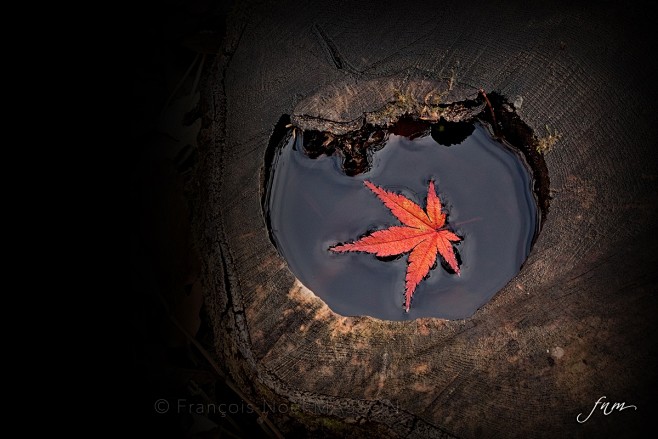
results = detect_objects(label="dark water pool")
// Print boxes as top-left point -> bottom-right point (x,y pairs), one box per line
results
265,123 -> 538,320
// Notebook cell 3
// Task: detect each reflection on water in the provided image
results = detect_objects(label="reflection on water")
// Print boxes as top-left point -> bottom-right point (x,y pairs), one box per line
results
266,123 -> 538,320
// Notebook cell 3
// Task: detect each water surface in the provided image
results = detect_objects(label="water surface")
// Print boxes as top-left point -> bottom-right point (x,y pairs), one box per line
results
266,123 -> 538,320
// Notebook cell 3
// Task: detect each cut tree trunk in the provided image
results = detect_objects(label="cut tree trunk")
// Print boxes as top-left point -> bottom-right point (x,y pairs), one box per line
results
194,1 -> 658,437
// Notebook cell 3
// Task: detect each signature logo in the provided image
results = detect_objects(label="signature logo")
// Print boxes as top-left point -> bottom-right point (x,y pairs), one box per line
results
577,396 -> 637,423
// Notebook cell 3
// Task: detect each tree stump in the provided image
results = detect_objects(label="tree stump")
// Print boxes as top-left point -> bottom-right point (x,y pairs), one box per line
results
195,1 -> 658,437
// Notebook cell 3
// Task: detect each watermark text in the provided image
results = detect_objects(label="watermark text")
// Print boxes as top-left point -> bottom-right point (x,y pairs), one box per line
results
576,396 -> 637,423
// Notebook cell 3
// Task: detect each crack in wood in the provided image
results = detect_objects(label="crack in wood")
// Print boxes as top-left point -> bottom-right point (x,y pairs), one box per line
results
312,23 -> 360,74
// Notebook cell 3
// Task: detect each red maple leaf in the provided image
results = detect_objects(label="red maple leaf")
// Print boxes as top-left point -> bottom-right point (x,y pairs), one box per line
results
330,180 -> 461,312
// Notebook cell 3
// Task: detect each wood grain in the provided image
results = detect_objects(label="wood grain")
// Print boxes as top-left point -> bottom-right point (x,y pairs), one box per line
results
195,1 -> 658,437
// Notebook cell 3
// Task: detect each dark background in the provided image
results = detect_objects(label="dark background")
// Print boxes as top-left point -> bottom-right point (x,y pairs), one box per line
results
130,1 -> 275,437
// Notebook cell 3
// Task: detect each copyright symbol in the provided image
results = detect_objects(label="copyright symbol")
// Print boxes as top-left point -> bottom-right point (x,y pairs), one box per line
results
154,399 -> 169,414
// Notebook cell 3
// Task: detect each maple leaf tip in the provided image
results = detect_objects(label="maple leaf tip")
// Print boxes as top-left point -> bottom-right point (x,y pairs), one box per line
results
328,244 -> 347,252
